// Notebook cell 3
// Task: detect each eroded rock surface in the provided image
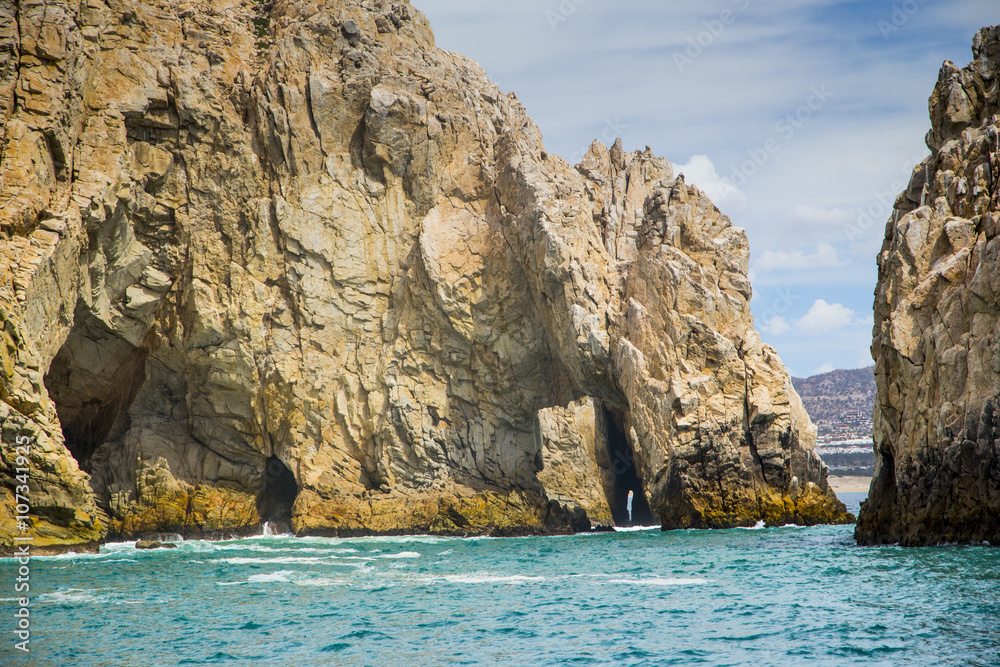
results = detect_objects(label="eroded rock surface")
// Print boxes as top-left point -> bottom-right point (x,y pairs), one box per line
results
858,26 -> 1000,546
0,0 -> 847,552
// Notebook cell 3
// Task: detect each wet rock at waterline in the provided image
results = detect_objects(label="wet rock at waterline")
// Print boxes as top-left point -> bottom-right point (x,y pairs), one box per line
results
135,540 -> 177,550
0,0 -> 849,553
858,25 -> 1000,547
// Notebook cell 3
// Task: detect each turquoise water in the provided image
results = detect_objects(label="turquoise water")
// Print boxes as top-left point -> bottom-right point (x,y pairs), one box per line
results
3,493 -> 1000,666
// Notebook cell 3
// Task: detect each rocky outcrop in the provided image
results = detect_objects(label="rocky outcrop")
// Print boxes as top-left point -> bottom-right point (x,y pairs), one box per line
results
0,0 -> 848,553
134,539 -> 176,549
858,26 -> 1000,546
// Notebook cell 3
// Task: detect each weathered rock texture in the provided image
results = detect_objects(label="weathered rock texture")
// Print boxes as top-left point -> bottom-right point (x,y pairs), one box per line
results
858,26 -> 1000,546
0,0 -> 848,552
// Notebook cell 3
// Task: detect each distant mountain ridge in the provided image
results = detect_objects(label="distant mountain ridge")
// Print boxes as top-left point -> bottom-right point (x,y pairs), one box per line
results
792,367 -> 875,444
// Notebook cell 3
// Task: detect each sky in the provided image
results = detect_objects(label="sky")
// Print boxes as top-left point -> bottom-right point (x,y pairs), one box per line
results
409,0 -> 998,378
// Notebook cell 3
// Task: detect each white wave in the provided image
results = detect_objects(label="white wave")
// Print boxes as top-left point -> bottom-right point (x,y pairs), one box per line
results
37,542 -> 140,559
218,544 -> 355,555
378,551 -> 420,559
141,533 -> 184,543
102,541 -> 138,551
739,520 -> 767,530
218,544 -> 361,555
247,570 -> 294,583
333,535 -> 454,545
38,588 -> 146,604
38,589 -> 106,604
439,574 -> 545,585
35,551 -> 113,560
219,569 -> 310,585
260,522 -> 292,538
293,577 -> 347,587
219,556 -> 328,565
613,525 -> 661,532
188,541 -> 277,552
607,577 -> 711,586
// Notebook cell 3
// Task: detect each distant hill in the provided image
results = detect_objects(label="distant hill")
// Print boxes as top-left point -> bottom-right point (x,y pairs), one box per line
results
792,366 -> 876,426
792,366 -> 875,474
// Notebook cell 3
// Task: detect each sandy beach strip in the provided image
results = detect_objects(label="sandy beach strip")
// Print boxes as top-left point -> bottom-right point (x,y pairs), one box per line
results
828,476 -> 872,494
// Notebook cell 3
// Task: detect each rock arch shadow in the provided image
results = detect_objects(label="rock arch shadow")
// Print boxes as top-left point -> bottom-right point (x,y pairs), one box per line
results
257,455 -> 299,525
43,309 -> 148,472
600,405 -> 654,526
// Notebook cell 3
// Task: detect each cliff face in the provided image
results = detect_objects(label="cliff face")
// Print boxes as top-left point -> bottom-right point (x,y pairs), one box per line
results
0,0 -> 848,552
858,26 -> 1000,546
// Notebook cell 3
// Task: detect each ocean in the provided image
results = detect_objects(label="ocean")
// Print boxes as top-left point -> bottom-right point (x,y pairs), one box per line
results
3,492 -> 999,666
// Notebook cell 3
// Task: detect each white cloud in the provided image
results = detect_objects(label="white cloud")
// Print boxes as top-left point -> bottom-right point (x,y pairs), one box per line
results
761,316 -> 791,336
796,299 -> 858,336
675,155 -> 748,213
792,204 -> 854,228
755,244 -> 844,273
815,362 -> 836,375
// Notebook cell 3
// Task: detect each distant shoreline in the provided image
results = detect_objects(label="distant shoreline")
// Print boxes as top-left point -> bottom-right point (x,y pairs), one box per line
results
829,476 -> 872,494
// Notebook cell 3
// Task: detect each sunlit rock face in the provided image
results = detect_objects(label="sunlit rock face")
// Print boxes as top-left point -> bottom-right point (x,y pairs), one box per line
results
858,26 -> 1000,547
0,0 -> 847,552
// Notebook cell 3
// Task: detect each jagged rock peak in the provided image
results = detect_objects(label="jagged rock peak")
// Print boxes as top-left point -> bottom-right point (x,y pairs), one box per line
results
0,0 -> 847,552
858,25 -> 1000,546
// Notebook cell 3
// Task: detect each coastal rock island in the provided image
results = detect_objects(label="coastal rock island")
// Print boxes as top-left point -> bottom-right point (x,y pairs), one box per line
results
858,26 -> 1000,546
0,0 -> 849,552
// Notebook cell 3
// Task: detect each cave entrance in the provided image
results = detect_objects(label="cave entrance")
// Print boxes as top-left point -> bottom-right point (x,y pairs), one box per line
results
257,456 -> 299,523
602,406 -> 654,526
43,310 -> 148,472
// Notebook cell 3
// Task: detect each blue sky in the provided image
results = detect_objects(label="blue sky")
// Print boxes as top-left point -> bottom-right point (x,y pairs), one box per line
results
410,0 -> 998,378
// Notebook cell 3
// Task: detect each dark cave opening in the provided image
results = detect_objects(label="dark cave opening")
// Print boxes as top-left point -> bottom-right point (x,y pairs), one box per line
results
870,444 -> 898,510
602,406 -> 655,526
43,311 -> 148,472
257,456 -> 299,523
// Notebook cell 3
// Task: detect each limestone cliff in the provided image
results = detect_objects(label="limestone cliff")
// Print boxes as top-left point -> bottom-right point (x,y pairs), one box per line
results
858,26 -> 1000,546
0,0 -> 848,553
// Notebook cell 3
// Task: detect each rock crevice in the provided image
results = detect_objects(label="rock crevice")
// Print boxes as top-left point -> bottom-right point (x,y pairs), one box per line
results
0,0 -> 848,552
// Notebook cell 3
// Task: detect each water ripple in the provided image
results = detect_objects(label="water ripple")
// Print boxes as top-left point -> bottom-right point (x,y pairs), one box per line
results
6,523 -> 999,666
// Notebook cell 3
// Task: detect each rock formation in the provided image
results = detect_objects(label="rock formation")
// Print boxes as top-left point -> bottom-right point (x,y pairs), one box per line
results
0,0 -> 848,553
858,26 -> 1000,546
